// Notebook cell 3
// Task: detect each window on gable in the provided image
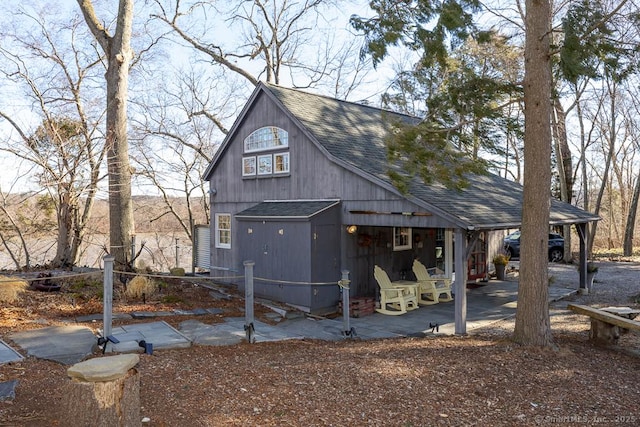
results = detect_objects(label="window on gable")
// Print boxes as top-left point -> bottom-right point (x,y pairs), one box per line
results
274,152 -> 289,174
215,213 -> 231,249
393,227 -> 412,251
243,157 -> 256,176
243,127 -> 290,178
244,127 -> 288,153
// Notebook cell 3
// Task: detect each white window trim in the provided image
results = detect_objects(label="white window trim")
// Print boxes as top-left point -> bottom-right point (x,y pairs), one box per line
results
215,213 -> 231,249
393,227 -> 412,251
274,152 -> 290,174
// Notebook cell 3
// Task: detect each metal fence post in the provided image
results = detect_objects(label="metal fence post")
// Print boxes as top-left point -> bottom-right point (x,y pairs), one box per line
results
103,255 -> 114,352
175,238 -> 180,268
340,270 -> 355,338
244,260 -> 255,343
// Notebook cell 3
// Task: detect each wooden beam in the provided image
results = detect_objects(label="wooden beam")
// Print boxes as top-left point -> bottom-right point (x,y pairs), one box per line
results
348,210 -> 432,216
567,304 -> 640,331
454,228 -> 467,335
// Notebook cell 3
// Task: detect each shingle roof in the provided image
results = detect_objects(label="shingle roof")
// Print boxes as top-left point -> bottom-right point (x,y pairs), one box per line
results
263,83 -> 599,229
236,200 -> 340,219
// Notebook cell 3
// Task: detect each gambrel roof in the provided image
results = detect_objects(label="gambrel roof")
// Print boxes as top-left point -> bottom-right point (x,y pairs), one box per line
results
205,82 -> 599,230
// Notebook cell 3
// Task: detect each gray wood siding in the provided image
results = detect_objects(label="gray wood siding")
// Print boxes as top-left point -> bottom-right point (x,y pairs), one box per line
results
229,205 -> 341,313
344,226 -> 441,298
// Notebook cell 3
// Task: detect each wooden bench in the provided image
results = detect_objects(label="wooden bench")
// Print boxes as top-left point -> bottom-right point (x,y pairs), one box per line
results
567,304 -> 640,346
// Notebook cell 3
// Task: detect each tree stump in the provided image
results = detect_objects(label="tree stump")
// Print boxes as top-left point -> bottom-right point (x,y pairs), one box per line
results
61,354 -> 140,426
590,319 -> 620,346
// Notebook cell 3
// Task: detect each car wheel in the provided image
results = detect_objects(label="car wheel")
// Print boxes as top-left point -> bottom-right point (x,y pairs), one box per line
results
506,247 -> 515,259
549,248 -> 563,262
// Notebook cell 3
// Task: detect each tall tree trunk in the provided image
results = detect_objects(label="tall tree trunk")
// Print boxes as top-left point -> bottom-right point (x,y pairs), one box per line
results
623,174 -> 640,256
551,97 -> 574,262
52,191 -> 75,268
588,78 -> 617,256
513,0 -> 554,347
77,0 -> 135,270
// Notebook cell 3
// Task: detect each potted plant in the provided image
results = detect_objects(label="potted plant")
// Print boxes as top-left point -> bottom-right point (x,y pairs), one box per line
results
492,252 -> 510,280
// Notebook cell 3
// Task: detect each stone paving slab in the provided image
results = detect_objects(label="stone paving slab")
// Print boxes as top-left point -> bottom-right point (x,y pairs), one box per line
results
7,325 -> 96,365
0,380 -> 18,401
178,319 -> 244,346
0,339 -> 23,364
76,313 -> 133,322
110,321 -> 192,353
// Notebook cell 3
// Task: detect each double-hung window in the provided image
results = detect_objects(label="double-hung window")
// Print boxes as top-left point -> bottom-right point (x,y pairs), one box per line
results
215,213 -> 231,249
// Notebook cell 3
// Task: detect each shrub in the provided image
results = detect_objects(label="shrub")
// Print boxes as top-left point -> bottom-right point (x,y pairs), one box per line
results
0,276 -> 29,303
170,267 -> 185,277
125,276 -> 156,300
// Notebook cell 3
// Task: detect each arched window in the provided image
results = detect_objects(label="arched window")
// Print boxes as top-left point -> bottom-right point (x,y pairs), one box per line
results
244,127 -> 288,153
242,126 -> 290,177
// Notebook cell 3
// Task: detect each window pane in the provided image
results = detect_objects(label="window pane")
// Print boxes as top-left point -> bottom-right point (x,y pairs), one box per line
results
243,157 -> 256,176
274,153 -> 289,173
393,227 -> 412,251
244,127 -> 289,152
257,155 -> 273,175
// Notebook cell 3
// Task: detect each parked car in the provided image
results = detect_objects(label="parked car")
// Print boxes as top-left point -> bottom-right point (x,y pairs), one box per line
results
503,231 -> 564,262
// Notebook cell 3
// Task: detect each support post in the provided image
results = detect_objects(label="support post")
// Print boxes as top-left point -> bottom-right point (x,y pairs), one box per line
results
454,228 -> 468,335
576,223 -> 588,294
340,270 -> 355,337
103,255 -> 114,352
244,260 -> 255,343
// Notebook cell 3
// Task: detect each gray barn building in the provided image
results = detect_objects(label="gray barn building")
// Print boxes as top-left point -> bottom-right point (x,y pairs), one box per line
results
203,82 -> 599,333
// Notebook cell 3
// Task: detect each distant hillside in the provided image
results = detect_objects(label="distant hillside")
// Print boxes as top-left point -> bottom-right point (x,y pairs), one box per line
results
0,193 -> 209,235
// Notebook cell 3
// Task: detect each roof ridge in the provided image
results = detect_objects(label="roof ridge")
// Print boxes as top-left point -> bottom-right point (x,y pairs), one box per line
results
261,81 -> 418,120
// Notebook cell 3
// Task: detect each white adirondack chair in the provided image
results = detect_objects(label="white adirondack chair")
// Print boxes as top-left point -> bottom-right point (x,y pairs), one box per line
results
373,266 -> 419,315
412,259 -> 453,304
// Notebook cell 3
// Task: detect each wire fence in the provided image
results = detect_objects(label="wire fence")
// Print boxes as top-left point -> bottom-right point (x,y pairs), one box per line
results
1,258 -> 356,344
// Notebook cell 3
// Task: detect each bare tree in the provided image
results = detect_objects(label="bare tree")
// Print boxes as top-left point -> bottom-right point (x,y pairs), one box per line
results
151,0 -> 372,92
129,67 -> 233,239
622,81 -> 640,255
77,0 -> 135,270
0,6 -> 106,268
0,192 -> 33,270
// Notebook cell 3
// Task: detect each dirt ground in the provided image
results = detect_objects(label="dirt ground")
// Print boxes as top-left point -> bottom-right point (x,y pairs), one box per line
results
1,262 -> 640,426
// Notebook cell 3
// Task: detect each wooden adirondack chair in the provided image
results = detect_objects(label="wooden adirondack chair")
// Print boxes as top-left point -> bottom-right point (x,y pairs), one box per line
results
373,266 -> 419,315
412,259 -> 453,304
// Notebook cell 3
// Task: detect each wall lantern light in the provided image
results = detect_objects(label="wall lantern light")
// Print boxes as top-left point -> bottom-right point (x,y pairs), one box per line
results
346,225 -> 358,234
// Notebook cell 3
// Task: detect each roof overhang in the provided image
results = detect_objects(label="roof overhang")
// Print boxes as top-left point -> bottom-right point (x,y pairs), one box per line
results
235,199 -> 340,220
